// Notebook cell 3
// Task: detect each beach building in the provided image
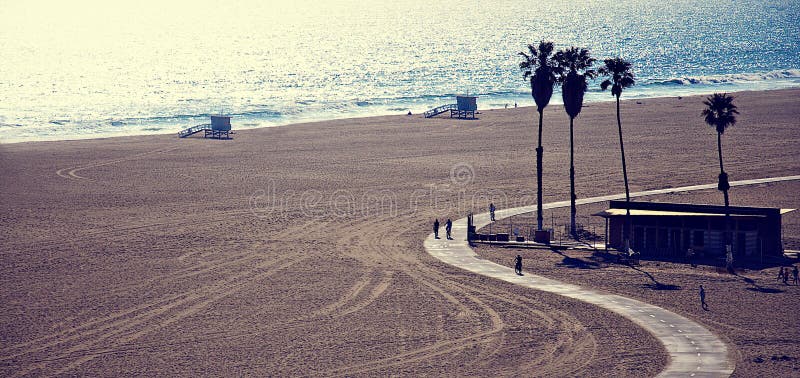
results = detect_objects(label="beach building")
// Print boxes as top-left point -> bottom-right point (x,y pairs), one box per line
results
593,201 -> 794,261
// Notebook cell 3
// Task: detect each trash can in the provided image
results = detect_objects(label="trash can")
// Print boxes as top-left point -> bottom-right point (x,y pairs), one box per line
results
534,230 -> 550,244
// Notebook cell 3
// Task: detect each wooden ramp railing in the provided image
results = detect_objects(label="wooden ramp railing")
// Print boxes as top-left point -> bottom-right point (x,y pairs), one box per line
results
178,124 -> 211,138
424,104 -> 456,118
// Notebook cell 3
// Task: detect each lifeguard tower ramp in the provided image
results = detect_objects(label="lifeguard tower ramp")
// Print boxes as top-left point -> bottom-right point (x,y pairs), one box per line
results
178,115 -> 234,139
424,96 -> 477,119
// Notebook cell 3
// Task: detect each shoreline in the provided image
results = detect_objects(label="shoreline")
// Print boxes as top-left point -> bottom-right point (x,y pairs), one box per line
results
3,87 -> 800,146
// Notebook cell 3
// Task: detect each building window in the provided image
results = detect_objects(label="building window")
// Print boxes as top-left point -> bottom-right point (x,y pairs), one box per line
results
693,230 -> 705,247
682,230 -> 691,250
658,228 -> 668,248
671,229 -> 682,253
634,227 -> 644,250
737,232 -> 748,256
646,228 -> 657,250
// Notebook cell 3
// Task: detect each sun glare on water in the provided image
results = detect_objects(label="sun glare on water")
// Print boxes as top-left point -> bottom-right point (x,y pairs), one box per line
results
0,0 -> 798,142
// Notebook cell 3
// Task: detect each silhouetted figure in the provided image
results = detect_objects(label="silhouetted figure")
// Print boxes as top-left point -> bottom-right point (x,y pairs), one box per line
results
514,102 -> 517,108
407,111 -> 412,116
445,219 -> 453,240
778,267 -> 786,283
433,219 -> 440,239
793,266 -> 799,286
699,285 -> 708,310
489,203 -> 496,221
514,255 -> 522,275
783,267 -> 790,285
467,212 -> 474,241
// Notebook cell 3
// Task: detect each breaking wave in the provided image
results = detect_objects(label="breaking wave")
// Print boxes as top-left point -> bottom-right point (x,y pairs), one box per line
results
653,69 -> 800,86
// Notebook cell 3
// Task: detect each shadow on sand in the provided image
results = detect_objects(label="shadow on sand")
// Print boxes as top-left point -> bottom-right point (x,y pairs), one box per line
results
548,242 -> 793,293
556,247 -> 682,290
552,249 -> 601,269
740,275 -> 784,294
628,265 -> 682,291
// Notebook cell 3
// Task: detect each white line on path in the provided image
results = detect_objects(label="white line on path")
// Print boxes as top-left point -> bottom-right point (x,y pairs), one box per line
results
424,175 -> 800,377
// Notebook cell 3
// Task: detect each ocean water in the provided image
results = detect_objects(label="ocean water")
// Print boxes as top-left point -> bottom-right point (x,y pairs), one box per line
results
1,0 -> 798,143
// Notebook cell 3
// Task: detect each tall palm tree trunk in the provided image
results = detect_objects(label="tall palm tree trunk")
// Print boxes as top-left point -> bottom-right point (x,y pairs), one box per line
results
723,186 -> 732,267
536,110 -> 544,231
717,132 -> 725,174
718,131 -> 733,266
569,117 -> 577,238
616,95 -> 631,252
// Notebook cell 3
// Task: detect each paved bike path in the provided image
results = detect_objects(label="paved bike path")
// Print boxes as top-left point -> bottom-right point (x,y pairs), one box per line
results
425,175 -> 800,377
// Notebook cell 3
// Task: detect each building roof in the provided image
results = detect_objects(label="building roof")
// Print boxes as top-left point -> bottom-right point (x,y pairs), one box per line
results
593,201 -> 795,218
593,208 -> 794,218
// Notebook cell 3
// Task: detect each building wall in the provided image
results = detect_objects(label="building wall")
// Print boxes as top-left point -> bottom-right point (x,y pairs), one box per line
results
607,216 -> 779,260
609,218 -> 622,246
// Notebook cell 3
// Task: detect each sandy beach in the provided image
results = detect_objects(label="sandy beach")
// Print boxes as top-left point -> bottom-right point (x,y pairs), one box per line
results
1,88 -> 799,376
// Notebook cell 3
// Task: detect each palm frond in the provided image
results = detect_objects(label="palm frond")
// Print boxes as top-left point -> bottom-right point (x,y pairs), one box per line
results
519,40 -> 559,110
702,93 -> 738,134
528,43 -> 539,58
554,46 -> 595,79
599,57 -> 635,97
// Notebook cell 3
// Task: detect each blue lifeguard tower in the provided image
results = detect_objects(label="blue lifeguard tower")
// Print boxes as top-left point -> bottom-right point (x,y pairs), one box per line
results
178,115 -> 233,139
424,95 -> 477,119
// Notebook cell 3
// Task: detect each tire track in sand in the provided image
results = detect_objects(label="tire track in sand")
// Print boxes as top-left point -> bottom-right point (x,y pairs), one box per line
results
318,214 -> 507,376
309,270 -> 395,320
1,219 -> 329,360
50,257 -> 305,376
2,212 -> 337,375
55,146 -> 180,180
10,254 -> 307,376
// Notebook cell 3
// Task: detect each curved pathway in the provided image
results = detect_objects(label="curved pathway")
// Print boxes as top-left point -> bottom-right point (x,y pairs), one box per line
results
425,175 -> 800,377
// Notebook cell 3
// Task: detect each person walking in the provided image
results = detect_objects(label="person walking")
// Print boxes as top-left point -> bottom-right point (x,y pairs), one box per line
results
783,267 -> 790,285
699,285 -> 708,310
489,203 -> 496,221
793,266 -> 799,286
514,255 -> 523,275
778,267 -> 786,282
445,219 -> 453,240
433,219 -> 440,239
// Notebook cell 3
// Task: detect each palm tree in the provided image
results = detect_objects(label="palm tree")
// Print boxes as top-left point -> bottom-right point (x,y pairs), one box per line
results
555,47 -> 596,238
519,41 -> 560,235
599,58 -> 635,253
702,93 -> 738,269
